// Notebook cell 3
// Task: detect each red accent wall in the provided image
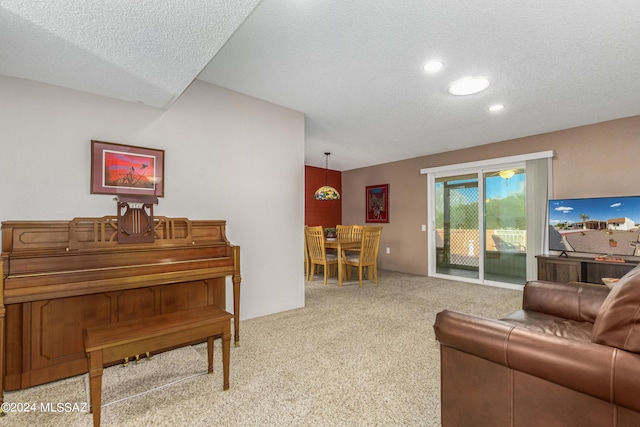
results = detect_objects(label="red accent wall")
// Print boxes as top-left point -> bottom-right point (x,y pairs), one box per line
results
305,165 -> 342,229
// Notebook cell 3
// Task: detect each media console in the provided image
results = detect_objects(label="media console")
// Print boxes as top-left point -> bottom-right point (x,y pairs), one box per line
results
537,254 -> 639,284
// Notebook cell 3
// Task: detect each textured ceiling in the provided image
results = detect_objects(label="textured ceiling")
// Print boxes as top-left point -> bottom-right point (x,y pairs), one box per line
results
199,1 -> 640,170
2,1 -> 640,171
0,0 -> 261,108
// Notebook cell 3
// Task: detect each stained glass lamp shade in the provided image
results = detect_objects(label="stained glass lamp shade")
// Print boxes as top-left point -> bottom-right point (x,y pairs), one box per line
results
314,153 -> 340,200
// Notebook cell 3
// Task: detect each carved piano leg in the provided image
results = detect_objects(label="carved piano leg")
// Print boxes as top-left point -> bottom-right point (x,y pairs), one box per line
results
233,273 -> 241,347
135,354 -> 140,364
146,351 -> 153,360
123,357 -> 129,367
233,246 -> 241,347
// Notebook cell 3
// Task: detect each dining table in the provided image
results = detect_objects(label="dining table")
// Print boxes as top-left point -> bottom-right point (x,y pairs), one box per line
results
325,238 -> 361,286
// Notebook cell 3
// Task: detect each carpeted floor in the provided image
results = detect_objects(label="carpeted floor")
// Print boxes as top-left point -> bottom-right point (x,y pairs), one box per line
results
0,270 -> 522,426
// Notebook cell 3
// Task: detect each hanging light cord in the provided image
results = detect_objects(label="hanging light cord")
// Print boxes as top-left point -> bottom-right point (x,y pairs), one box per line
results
324,152 -> 330,185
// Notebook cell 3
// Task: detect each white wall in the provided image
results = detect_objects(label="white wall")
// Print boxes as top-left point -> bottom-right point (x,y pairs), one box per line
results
0,76 -> 306,320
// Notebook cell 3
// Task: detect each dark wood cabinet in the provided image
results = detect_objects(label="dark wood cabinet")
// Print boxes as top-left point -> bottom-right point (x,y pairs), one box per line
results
537,255 -> 638,284
537,256 -> 582,283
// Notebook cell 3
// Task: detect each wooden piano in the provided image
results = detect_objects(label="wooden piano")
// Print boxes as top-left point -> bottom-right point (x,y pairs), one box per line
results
0,216 -> 240,403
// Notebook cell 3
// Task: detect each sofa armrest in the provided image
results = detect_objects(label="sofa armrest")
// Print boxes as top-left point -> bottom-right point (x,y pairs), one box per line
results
434,310 -> 640,412
522,280 -> 609,323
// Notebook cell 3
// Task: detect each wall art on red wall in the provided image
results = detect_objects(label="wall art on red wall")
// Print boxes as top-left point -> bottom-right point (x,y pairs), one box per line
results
366,184 -> 389,223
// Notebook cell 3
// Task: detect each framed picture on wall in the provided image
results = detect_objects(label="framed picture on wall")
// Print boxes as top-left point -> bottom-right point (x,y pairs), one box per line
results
91,140 -> 165,197
366,184 -> 389,223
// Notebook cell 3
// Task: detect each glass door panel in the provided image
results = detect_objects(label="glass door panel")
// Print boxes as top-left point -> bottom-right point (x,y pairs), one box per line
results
435,174 -> 479,279
483,169 -> 527,284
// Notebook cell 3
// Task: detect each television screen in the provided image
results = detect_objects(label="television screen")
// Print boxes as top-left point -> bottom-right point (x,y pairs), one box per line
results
548,196 -> 640,257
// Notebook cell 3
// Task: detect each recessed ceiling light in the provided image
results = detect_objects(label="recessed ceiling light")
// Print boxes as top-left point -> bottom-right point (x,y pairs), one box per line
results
448,77 -> 491,96
422,60 -> 443,73
488,104 -> 505,111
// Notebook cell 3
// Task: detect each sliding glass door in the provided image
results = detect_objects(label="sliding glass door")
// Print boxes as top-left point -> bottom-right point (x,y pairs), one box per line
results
483,169 -> 526,284
433,168 -> 527,286
424,151 -> 552,288
435,174 -> 480,279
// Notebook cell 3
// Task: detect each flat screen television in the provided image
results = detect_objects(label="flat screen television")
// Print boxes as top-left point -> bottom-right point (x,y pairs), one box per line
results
548,196 -> 640,257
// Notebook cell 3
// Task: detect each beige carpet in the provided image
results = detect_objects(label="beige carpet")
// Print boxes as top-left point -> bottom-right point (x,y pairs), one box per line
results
0,270 -> 522,427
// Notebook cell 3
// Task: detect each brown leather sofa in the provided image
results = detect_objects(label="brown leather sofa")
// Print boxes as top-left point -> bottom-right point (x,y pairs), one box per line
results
434,263 -> 640,427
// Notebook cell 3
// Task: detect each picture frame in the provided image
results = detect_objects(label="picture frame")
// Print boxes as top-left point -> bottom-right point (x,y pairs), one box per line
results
366,184 -> 389,223
91,140 -> 165,197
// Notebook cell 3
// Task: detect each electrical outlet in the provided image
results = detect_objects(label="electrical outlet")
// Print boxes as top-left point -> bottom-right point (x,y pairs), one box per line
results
421,224 -> 427,232
386,247 -> 390,254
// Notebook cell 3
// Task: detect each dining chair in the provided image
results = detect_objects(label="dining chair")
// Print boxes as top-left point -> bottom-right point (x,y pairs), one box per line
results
342,226 -> 383,287
336,224 -> 353,240
304,225 -> 311,279
305,226 -> 338,285
351,225 -> 364,241
347,225 -> 364,255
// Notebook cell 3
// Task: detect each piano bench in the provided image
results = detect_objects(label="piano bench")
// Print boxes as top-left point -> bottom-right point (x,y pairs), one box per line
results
82,306 -> 233,427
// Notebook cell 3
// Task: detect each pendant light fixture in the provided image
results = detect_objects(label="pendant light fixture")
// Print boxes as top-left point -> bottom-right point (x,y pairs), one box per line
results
498,169 -> 516,180
314,152 -> 340,200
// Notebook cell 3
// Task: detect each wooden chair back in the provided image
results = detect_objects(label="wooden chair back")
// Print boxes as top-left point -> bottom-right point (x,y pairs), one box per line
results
305,225 -> 338,285
359,226 -> 382,264
306,226 -> 328,263
352,225 -> 364,241
304,225 -> 310,278
343,226 -> 383,287
336,224 -> 353,240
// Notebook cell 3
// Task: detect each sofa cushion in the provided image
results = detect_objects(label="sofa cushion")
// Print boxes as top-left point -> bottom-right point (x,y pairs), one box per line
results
501,310 -> 593,342
591,264 -> 640,352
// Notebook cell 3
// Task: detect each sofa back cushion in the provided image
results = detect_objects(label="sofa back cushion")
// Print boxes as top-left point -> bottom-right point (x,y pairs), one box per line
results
591,264 -> 640,352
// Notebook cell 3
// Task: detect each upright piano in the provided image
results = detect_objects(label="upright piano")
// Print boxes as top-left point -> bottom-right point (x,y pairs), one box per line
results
0,216 -> 240,402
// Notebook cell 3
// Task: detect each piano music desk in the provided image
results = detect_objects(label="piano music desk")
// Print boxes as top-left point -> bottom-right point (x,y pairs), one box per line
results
83,305 -> 232,427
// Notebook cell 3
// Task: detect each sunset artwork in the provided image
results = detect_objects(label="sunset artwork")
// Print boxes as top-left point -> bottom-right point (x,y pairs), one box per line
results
91,141 -> 164,196
103,150 -> 156,190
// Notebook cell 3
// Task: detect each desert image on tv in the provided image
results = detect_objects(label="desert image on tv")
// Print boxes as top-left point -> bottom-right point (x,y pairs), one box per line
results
549,197 -> 640,257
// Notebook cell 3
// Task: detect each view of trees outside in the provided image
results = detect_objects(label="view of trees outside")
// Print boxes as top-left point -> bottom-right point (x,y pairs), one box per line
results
435,173 -> 525,231
484,174 -> 526,231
